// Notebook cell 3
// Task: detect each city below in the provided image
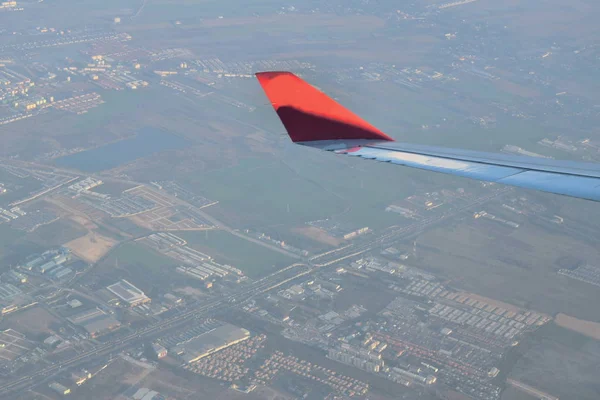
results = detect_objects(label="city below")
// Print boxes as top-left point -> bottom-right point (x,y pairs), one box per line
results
1,1 -> 600,400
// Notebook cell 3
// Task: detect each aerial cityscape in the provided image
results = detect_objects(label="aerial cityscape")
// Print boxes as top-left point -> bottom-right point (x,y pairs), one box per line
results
0,1 -> 600,399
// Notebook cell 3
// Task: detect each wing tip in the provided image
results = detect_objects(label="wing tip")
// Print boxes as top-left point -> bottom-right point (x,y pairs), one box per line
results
256,71 -> 394,143
255,71 -> 295,83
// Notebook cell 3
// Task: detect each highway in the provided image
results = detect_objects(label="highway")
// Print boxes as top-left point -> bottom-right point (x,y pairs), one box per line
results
0,156 -> 513,395
0,188 -> 512,394
0,263 -> 310,396
506,379 -> 559,400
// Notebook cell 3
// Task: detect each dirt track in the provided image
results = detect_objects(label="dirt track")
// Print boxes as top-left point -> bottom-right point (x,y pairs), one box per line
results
555,313 -> 600,341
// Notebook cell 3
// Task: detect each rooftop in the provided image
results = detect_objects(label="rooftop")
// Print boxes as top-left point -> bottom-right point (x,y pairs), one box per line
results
67,308 -> 120,336
106,279 -> 150,305
172,323 -> 250,364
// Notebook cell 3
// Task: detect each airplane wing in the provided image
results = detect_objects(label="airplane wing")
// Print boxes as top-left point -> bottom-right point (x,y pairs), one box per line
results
255,71 -> 600,202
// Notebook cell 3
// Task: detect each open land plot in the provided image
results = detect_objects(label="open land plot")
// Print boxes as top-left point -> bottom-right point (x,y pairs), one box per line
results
501,386 -> 538,400
507,323 -> 600,400
47,198 -> 131,242
65,356 -> 152,400
555,313 -> 600,341
0,223 -> 26,264
292,226 -> 342,247
260,227 -> 333,255
22,217 -> 87,248
0,168 -> 43,204
65,232 -> 118,263
331,278 -> 398,315
413,220 -> 600,321
90,241 -> 197,299
177,230 -> 295,278
96,242 -> 177,276
134,365 -> 257,400
0,306 -> 59,338
46,195 -> 109,224
184,152 -> 425,231
187,157 -> 346,228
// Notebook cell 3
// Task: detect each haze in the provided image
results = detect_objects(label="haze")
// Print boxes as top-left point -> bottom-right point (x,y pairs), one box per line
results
0,1 -> 599,399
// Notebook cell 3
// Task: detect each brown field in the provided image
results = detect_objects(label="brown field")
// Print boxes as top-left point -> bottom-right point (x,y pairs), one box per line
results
0,306 -> 59,336
75,357 -> 149,400
555,313 -> 600,341
65,232 -> 118,263
69,214 -> 98,230
293,226 -> 342,247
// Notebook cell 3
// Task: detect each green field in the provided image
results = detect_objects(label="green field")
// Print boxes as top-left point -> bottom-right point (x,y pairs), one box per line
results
99,242 -> 177,274
0,169 -> 44,205
186,157 -> 347,227
27,218 -> 87,248
0,224 -> 25,265
185,151 -> 438,232
177,230 -> 295,278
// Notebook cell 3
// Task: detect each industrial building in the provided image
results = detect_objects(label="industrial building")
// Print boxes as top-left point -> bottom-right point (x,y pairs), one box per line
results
68,177 -> 103,193
171,323 -> 250,364
123,387 -> 166,400
328,343 -> 385,374
71,369 -> 92,386
49,381 -> 71,396
151,343 -> 168,359
106,279 -> 151,307
68,299 -> 83,308
6,270 -> 27,284
390,367 -> 437,385
352,257 -> 399,274
43,335 -> 62,348
0,283 -> 21,300
328,347 -> 383,373
67,308 -> 121,338
22,247 -> 71,273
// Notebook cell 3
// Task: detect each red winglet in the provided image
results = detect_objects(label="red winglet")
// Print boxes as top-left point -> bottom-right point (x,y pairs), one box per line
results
256,71 -> 394,143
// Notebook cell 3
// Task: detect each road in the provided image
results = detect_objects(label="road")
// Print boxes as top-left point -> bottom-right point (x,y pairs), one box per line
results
506,379 -> 559,400
0,263 -> 310,396
0,182 -> 508,395
0,161 -> 512,395
310,187 -> 512,266
1,156 -> 303,260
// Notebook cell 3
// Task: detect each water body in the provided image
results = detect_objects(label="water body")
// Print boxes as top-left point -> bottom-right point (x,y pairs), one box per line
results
55,128 -> 189,172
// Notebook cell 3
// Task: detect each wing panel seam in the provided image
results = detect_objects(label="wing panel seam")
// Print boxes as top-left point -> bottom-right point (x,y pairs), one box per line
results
366,144 -> 600,179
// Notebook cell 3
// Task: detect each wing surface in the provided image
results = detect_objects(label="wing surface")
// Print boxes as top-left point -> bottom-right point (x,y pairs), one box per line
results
256,71 -> 600,202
